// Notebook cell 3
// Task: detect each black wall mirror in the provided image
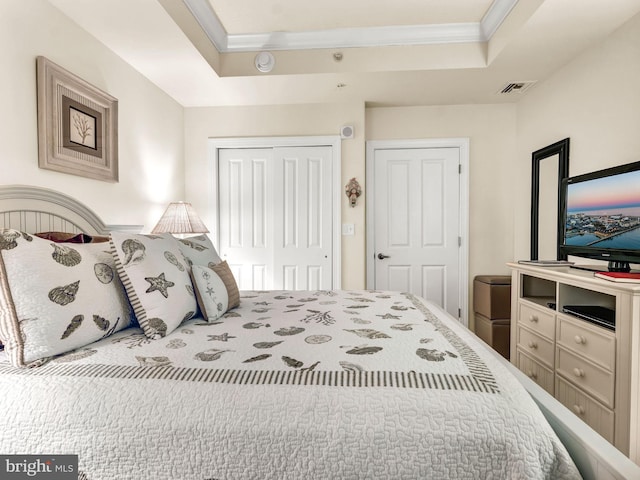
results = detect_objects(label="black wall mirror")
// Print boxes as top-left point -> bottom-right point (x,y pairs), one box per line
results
530,138 -> 570,260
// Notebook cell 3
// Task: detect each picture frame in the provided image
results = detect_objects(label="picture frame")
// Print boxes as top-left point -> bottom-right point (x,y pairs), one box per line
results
36,56 -> 118,182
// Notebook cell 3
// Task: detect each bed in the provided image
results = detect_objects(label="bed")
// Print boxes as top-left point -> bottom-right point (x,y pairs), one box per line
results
0,185 -> 638,480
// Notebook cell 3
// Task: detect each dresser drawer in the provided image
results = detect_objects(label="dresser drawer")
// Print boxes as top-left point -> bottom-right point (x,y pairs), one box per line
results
557,346 -> 615,408
518,302 -> 555,339
517,326 -> 554,368
557,315 -> 615,371
517,351 -> 554,395
556,376 -> 614,443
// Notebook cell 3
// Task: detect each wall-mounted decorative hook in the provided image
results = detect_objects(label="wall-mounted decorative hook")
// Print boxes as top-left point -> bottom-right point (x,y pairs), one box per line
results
345,177 -> 362,207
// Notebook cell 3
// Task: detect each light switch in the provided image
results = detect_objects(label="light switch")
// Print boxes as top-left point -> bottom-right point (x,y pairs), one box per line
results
342,223 -> 355,236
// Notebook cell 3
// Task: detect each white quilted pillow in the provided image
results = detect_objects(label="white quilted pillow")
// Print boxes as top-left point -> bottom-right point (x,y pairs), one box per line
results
177,234 -> 222,269
190,264 -> 229,322
109,232 -> 197,339
0,229 -> 134,367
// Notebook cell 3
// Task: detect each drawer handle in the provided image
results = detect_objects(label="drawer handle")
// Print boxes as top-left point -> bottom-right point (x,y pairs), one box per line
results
573,368 -> 585,378
573,405 -> 585,416
526,370 -> 537,380
529,315 -> 539,323
574,335 -> 586,345
527,341 -> 538,349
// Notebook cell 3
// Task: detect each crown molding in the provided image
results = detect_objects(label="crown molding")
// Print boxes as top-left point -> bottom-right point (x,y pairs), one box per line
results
481,0 -> 519,38
183,0 -> 228,50
227,23 -> 483,52
183,0 -> 519,53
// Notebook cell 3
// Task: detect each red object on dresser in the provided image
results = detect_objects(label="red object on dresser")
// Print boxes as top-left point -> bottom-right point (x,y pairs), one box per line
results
595,271 -> 640,283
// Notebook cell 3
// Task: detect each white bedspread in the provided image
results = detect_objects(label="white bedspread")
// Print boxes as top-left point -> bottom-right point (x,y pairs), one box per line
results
0,290 -> 580,479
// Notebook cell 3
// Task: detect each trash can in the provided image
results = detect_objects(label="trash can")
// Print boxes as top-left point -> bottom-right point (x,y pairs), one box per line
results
473,275 -> 511,360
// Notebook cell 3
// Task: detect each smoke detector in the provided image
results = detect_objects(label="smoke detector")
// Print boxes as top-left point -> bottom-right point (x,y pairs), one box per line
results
497,81 -> 536,95
255,52 -> 275,73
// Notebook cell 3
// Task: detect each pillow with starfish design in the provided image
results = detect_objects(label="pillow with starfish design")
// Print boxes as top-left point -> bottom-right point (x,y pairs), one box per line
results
109,232 -> 197,339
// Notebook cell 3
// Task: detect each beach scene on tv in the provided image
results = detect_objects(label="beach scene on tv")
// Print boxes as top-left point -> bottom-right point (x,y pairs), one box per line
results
565,169 -> 640,248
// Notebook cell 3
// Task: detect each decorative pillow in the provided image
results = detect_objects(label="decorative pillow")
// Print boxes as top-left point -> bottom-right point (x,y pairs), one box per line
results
91,235 -> 110,243
0,229 -> 134,368
35,232 -> 110,243
190,265 -> 229,322
177,234 -> 221,269
210,261 -> 240,309
109,232 -> 197,339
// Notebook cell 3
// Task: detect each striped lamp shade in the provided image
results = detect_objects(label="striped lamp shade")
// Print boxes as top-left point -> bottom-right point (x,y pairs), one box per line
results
151,202 -> 209,234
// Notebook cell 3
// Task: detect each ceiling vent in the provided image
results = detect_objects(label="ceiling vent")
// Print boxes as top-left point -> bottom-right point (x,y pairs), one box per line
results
497,81 -> 536,95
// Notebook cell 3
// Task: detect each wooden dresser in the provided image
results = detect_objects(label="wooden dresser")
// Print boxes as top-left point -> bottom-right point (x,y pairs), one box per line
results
507,262 -> 640,462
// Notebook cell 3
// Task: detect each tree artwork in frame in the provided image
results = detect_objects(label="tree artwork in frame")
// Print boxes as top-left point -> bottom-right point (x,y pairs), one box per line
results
36,56 -> 118,182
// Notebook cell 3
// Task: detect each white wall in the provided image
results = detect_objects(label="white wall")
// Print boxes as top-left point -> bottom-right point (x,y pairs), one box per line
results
0,0 -> 185,230
184,102 -> 365,289
514,11 -> 640,261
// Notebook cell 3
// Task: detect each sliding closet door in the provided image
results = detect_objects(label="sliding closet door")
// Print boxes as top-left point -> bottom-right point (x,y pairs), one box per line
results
218,146 -> 333,290
218,148 -> 275,290
272,146 -> 332,290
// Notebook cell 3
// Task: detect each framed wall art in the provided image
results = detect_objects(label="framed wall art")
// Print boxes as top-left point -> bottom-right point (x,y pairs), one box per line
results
36,56 -> 118,182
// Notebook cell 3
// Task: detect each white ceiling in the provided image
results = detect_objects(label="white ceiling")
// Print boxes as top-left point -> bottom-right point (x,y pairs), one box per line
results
209,0 -> 495,33
47,0 -> 640,108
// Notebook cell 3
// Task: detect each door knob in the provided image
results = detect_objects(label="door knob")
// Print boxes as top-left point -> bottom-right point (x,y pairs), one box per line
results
377,253 -> 390,260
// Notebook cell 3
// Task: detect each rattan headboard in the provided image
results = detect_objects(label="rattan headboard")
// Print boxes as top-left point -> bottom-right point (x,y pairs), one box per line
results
0,185 -> 142,234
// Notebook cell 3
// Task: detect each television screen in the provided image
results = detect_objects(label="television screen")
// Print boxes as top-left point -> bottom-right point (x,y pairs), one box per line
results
565,170 -> 640,247
561,161 -> 640,271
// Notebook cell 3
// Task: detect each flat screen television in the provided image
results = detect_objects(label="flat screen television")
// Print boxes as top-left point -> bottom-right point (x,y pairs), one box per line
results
560,160 -> 640,272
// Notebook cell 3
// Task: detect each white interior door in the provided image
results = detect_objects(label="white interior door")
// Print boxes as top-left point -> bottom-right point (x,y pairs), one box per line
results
218,146 -> 332,290
372,147 -> 461,317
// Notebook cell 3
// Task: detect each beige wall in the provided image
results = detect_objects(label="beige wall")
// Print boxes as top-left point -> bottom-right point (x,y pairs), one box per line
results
366,104 -> 517,322
185,102 -> 516,298
363,5 -> 640,317
514,11 -> 640,262
184,102 -> 365,289
9,0 -> 639,319
0,0 -> 184,230
184,12 -> 640,303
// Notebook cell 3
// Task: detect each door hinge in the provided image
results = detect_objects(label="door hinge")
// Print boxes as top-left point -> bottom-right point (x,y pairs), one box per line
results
458,236 -> 462,247
458,164 -> 462,174
458,308 -> 461,318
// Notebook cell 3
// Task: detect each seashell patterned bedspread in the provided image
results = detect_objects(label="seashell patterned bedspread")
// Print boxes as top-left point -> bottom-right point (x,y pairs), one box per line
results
0,290 -> 580,479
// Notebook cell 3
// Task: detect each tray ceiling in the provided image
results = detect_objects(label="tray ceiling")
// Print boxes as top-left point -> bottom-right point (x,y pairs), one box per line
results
46,0 -> 640,107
